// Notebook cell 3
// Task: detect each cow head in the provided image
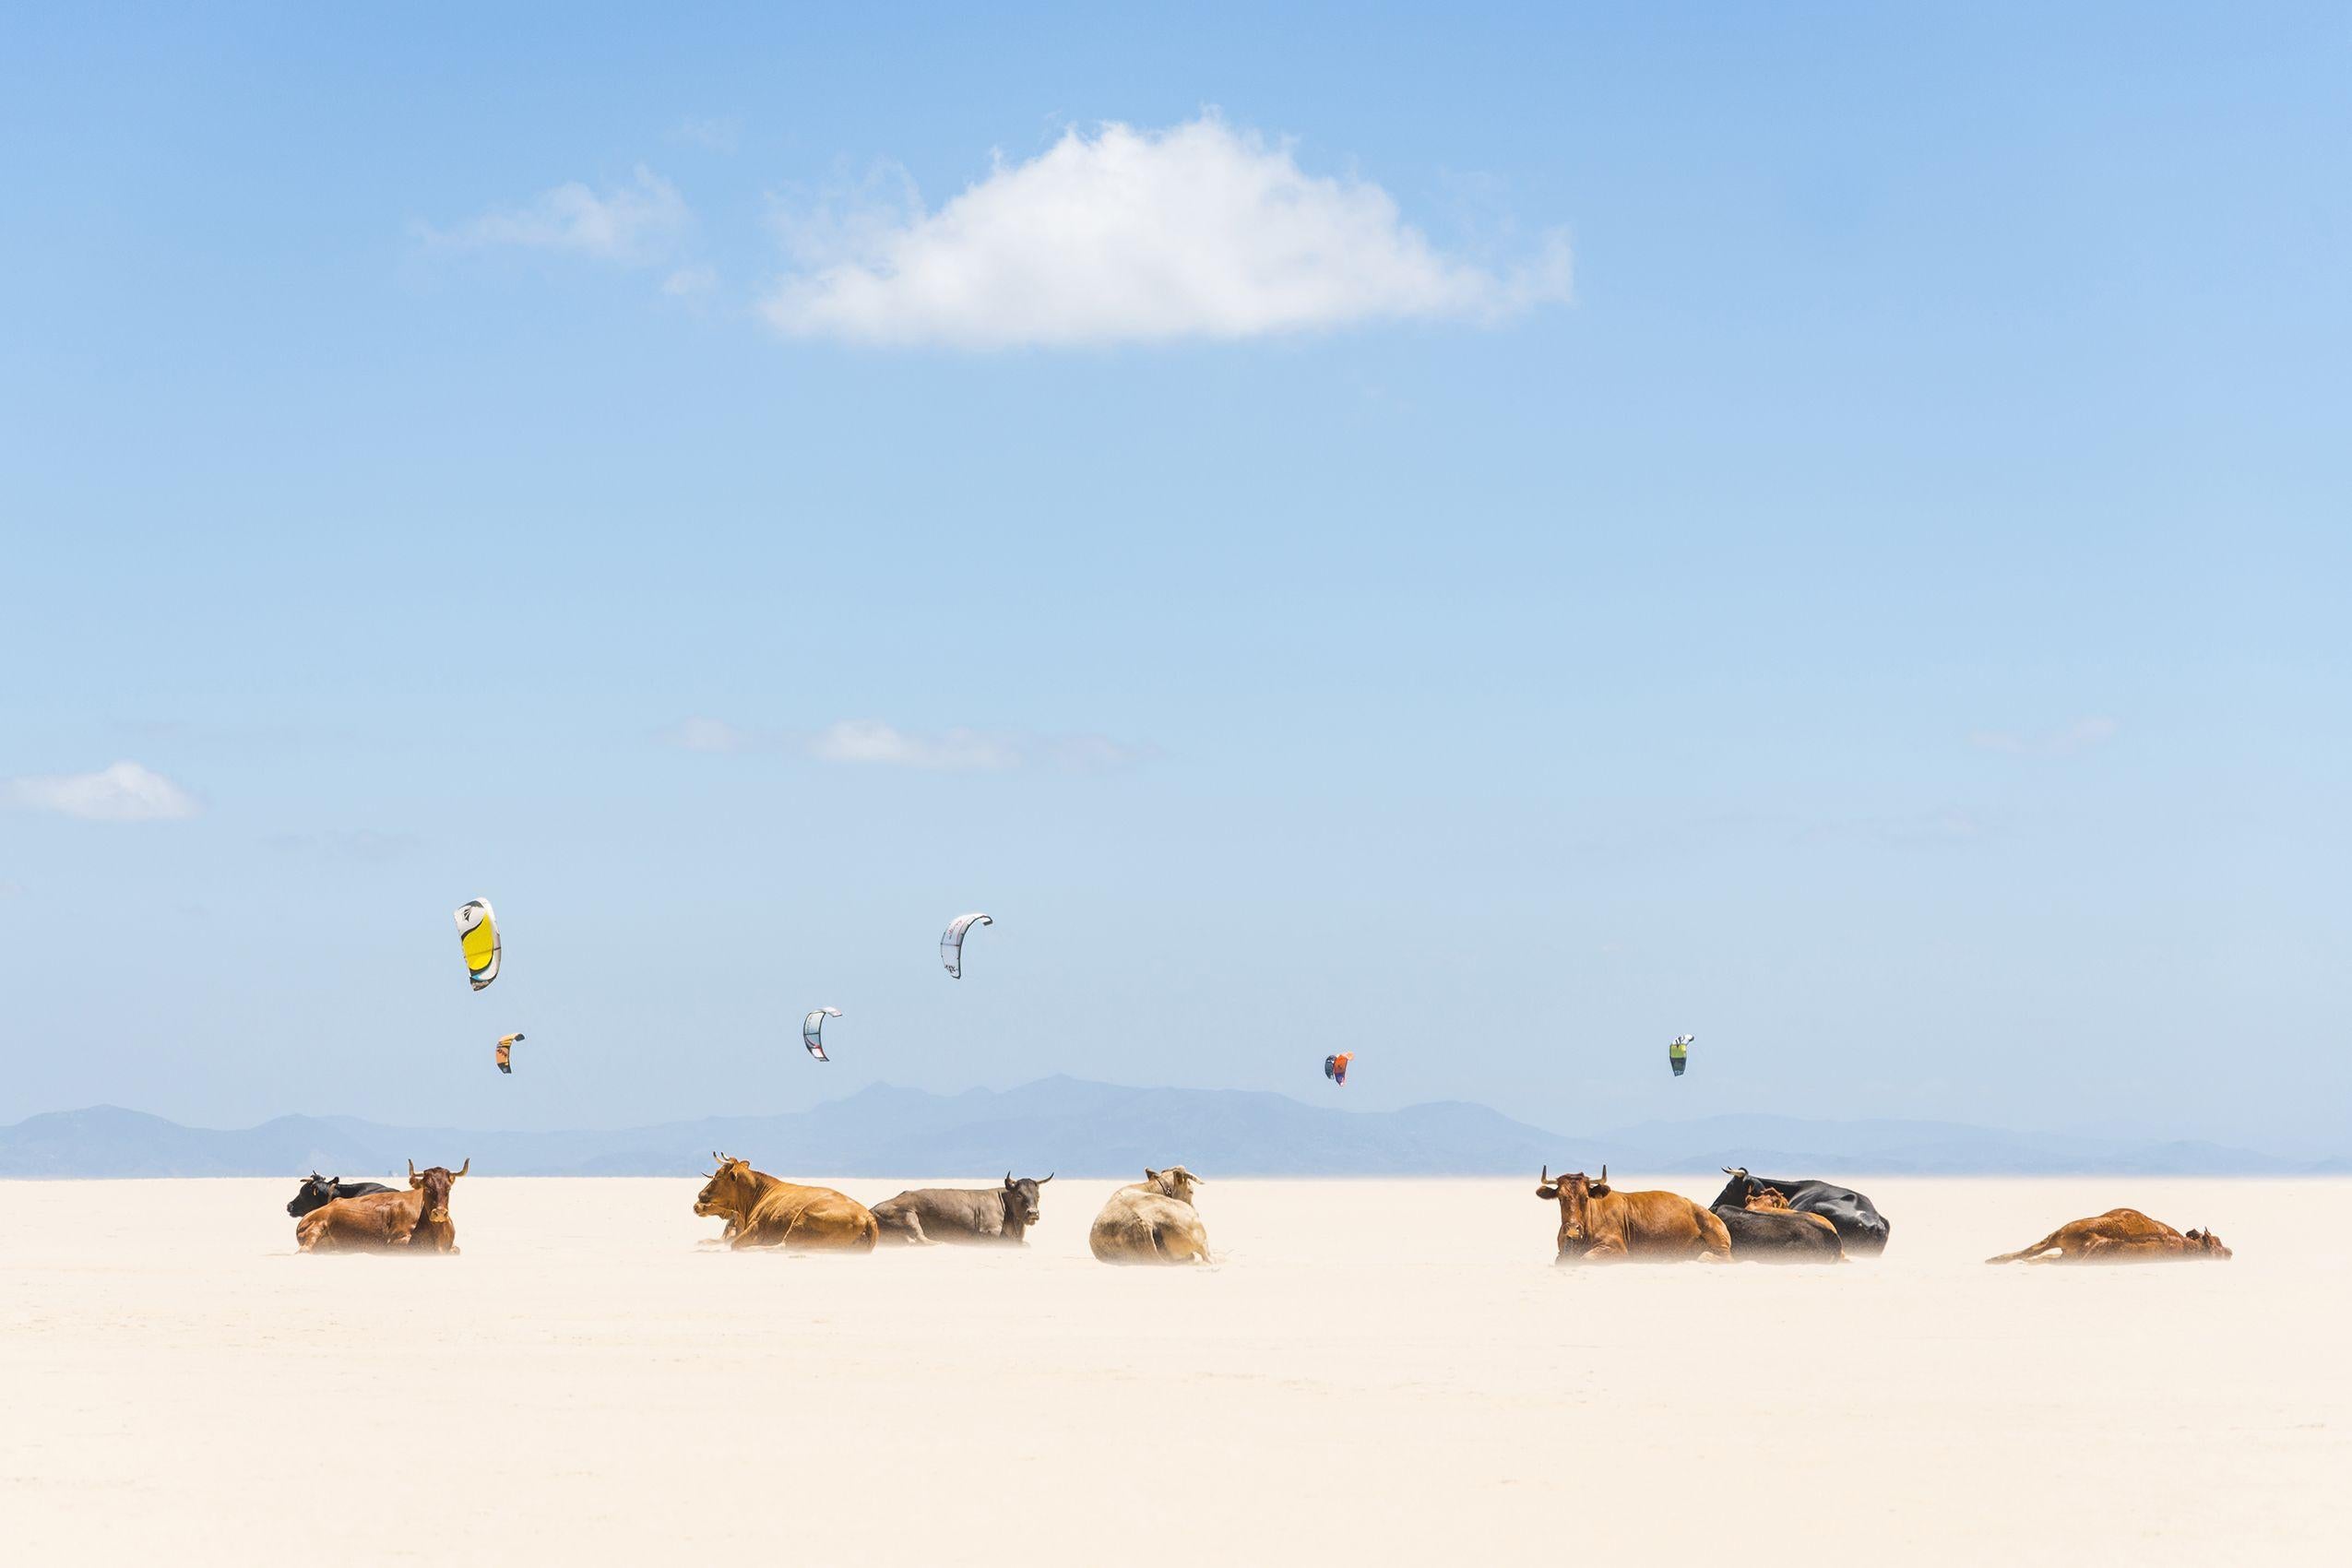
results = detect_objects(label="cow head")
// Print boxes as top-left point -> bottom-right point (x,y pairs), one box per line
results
1536,1164 -> 1610,1257
1746,1186 -> 1794,1212
1712,1166 -> 1763,1211
1002,1171 -> 1052,1229
287,1172 -> 339,1218
407,1158 -> 467,1224
2184,1227 -> 2232,1260
1144,1167 -> 1202,1206
697,1153 -> 759,1220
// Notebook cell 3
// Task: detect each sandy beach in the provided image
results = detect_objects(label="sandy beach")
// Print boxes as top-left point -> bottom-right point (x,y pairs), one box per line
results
3,1174 -> 2345,1565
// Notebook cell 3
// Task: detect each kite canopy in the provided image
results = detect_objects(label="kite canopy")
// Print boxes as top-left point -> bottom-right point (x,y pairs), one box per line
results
802,1007 -> 842,1063
1324,1052 -> 1353,1087
940,912 -> 993,979
1668,1034 -> 1693,1078
456,898 -> 500,991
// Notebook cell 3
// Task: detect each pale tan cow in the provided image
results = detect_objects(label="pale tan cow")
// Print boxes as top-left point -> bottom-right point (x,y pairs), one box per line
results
1088,1167 -> 1209,1265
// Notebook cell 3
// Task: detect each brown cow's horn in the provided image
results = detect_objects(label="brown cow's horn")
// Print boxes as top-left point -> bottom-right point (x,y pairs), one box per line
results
1598,1164 -> 1608,1184
453,1158 -> 469,1179
1539,1165 -> 1550,1183
408,1158 -> 418,1181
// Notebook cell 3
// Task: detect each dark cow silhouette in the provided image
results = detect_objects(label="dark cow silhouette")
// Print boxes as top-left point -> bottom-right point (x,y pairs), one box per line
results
1711,1182 -> 1844,1262
286,1172 -> 394,1218
1712,1168 -> 1890,1255
873,1173 -> 1052,1245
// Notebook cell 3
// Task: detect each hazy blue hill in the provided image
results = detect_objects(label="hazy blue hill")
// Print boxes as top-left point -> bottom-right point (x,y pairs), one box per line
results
0,1081 -> 2324,1178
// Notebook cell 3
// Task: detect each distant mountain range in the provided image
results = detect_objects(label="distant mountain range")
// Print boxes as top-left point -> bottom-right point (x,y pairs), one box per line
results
0,1077 -> 2338,1178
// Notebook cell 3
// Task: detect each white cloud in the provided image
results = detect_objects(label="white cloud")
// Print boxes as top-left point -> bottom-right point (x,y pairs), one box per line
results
662,264 -> 719,297
671,117 -> 742,153
3,761 -> 201,822
426,166 -> 689,264
762,115 -> 1571,348
809,720 -> 1023,771
1969,717 -> 2121,756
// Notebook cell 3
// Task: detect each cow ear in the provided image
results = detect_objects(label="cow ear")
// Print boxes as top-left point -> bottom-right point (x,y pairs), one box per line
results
1144,1168 -> 1159,1182
1589,1182 -> 1611,1197
1536,1183 -> 1559,1199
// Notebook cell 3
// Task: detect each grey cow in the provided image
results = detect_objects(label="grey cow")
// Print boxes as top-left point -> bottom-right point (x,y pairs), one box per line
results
872,1173 -> 1052,1245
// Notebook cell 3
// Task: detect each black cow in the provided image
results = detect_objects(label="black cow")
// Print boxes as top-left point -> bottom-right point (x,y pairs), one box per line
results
286,1171 -> 394,1218
1712,1168 -> 1891,1255
1710,1185 -> 1845,1262
872,1173 -> 1052,1245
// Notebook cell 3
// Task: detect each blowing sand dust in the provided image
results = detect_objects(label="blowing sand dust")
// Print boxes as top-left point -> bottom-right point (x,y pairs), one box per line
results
4,1175 -> 2346,1565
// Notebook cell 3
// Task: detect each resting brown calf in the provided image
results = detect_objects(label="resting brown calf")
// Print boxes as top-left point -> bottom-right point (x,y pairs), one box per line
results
1986,1208 -> 2231,1265
695,1154 -> 878,1253
1747,1186 -> 1840,1241
296,1159 -> 466,1253
1535,1165 -> 1731,1264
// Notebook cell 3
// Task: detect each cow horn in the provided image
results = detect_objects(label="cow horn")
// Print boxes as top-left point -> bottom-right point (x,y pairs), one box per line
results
1040,1172 -> 1054,1183
408,1158 -> 418,1181
453,1158 -> 469,1179
1540,1165 -> 1550,1183
1598,1164 -> 1608,1184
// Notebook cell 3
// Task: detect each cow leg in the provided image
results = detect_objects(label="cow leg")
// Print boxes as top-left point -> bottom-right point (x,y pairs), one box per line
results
1581,1240 -> 1629,1263
1986,1229 -> 2067,1265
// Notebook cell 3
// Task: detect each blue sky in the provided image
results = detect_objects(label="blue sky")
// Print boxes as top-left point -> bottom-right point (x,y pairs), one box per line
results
3,5 -> 2346,1147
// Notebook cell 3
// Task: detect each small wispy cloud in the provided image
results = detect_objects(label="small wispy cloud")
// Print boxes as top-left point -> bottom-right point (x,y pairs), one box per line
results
671,116 -> 741,153
659,717 -> 1152,771
762,113 -> 1571,349
661,264 -> 719,298
3,761 -> 201,822
808,719 -> 1024,771
1968,717 -> 2120,756
422,165 -> 690,264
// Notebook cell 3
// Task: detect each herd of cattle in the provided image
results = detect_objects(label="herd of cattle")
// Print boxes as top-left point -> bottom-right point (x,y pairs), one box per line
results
282,1158 -> 2231,1265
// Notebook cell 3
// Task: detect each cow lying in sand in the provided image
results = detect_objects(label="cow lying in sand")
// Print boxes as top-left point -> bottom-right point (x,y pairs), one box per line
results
1707,1179 -> 1843,1261
1537,1166 -> 1731,1264
296,1159 -> 466,1253
694,1154 -> 879,1253
1088,1167 -> 1209,1265
873,1173 -> 1052,1245
1986,1208 -> 2231,1265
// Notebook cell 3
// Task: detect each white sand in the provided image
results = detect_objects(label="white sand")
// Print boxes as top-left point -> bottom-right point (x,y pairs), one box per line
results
3,1174 -> 2346,1565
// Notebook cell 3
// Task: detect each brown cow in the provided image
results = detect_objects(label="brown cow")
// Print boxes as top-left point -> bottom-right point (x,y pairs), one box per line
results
296,1158 -> 467,1253
1986,1208 -> 2232,1265
1535,1165 -> 1731,1264
694,1154 -> 879,1253
1747,1185 -> 1841,1242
